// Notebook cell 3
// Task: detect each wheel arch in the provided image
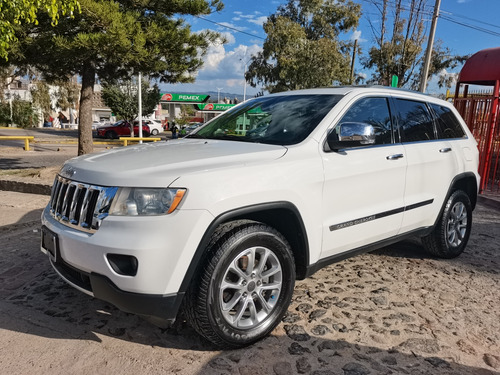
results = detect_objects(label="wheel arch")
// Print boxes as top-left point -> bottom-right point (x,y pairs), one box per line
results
449,172 -> 478,210
178,201 -> 310,295
431,172 -> 478,230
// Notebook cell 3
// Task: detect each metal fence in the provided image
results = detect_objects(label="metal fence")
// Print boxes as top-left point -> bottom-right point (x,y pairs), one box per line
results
454,95 -> 500,193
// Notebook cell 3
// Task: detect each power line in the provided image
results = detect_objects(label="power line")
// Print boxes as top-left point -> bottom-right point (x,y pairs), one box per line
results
440,14 -> 500,37
360,0 -> 500,37
440,9 -> 500,31
193,15 -> 266,40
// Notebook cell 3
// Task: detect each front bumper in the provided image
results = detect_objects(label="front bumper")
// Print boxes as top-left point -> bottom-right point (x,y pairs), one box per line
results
41,205 -> 214,319
50,255 -> 183,322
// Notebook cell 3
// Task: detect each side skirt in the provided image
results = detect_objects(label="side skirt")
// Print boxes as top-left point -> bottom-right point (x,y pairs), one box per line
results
303,227 -> 433,279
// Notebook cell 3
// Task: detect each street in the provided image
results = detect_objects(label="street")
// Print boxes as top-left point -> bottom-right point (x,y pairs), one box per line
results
0,127 -> 166,169
0,190 -> 499,374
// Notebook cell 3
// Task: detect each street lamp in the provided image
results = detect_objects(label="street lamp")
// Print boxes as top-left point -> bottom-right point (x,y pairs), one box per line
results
240,58 -> 251,102
217,87 -> 223,103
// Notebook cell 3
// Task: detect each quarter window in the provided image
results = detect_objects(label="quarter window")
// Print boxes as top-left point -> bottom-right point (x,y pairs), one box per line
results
430,103 -> 466,139
338,97 -> 393,145
396,99 -> 435,142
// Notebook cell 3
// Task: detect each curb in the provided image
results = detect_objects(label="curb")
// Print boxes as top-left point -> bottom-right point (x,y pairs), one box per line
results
0,180 -> 51,196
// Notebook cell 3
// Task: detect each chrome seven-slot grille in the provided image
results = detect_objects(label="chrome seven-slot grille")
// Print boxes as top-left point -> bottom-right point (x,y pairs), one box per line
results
49,175 -> 118,233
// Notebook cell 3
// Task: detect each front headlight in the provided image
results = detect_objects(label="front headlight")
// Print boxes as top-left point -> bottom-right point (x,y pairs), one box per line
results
109,187 -> 186,216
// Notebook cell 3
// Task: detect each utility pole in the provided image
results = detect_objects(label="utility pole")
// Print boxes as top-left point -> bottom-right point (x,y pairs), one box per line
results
138,72 -> 143,143
7,76 -> 13,126
419,0 -> 441,93
350,39 -> 358,85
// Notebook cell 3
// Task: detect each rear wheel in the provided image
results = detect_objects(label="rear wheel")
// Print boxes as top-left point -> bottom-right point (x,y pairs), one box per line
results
151,129 -> 159,136
422,190 -> 472,258
184,221 -> 295,348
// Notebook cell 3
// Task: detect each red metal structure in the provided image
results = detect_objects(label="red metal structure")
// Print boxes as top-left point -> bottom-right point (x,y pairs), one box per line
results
453,47 -> 500,193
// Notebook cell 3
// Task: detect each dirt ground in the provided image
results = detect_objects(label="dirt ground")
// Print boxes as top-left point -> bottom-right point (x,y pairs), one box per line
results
0,170 -> 499,374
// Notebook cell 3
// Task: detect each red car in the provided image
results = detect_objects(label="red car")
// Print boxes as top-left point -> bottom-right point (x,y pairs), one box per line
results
96,120 -> 150,139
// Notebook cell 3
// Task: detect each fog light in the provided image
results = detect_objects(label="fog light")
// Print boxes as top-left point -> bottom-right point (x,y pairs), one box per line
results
107,254 -> 138,276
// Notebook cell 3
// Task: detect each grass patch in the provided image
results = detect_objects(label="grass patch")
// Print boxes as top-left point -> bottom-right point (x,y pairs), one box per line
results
0,168 -> 43,177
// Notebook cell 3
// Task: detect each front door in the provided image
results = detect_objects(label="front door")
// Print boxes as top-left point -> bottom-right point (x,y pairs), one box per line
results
321,96 -> 407,258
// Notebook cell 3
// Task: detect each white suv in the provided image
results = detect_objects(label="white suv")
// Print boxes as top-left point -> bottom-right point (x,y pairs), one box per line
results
41,87 -> 479,348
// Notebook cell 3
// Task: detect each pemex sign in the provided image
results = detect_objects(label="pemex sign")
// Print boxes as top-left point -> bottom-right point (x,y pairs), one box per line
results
195,103 -> 235,111
160,93 -> 209,103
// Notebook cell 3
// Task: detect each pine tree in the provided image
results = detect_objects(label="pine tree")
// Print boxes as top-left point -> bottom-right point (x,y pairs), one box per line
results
4,0 -> 223,154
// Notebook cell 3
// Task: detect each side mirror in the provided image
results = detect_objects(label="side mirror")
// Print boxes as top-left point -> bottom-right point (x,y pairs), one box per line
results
327,122 -> 376,151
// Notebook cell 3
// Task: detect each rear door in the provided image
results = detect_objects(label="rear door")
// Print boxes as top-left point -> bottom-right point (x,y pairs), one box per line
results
394,98 -> 459,233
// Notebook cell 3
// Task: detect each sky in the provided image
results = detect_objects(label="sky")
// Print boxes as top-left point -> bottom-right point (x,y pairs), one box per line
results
164,0 -> 500,98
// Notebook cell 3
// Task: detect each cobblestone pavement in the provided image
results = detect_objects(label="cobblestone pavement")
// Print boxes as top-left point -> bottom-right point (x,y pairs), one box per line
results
0,192 -> 499,375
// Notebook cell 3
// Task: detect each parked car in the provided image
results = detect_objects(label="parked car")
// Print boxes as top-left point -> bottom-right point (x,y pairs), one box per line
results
134,119 -> 163,136
42,87 -> 479,349
184,123 -> 203,135
145,120 -> 163,136
92,121 -> 103,130
96,120 -> 150,139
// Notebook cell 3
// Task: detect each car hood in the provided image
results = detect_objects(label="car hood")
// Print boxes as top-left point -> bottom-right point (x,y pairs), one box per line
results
59,139 -> 288,187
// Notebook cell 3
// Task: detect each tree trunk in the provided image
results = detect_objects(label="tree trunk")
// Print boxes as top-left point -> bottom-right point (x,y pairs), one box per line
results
78,63 -> 95,155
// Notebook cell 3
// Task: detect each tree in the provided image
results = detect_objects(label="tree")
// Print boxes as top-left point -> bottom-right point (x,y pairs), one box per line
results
0,0 -> 80,59
30,80 -> 53,122
177,105 -> 196,127
101,79 -> 161,125
246,0 -> 361,93
0,96 -> 38,127
362,0 -> 467,90
55,78 -> 79,124
12,97 -> 38,128
4,0 -> 223,155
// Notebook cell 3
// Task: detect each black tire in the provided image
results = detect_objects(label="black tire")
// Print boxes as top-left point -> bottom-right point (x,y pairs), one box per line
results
184,221 -> 296,348
422,190 -> 472,258
106,131 -> 117,139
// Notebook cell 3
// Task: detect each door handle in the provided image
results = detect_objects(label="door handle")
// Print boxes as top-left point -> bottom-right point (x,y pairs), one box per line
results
439,147 -> 452,153
386,154 -> 404,160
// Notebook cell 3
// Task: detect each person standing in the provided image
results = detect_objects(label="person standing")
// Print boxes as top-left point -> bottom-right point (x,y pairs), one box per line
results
171,121 -> 179,139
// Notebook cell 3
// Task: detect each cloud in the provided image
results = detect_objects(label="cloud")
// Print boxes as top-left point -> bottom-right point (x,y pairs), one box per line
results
248,16 -> 268,26
351,29 -> 367,43
220,32 -> 236,45
194,42 -> 263,83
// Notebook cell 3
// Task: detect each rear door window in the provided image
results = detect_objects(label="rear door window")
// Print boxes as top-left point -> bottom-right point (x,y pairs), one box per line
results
429,103 -> 467,139
395,99 -> 435,142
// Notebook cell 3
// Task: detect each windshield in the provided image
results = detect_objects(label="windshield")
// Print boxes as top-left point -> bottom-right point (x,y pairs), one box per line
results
188,94 -> 342,145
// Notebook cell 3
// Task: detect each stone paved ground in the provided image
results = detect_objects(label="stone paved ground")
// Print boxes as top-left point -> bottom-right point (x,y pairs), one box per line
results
0,192 -> 499,375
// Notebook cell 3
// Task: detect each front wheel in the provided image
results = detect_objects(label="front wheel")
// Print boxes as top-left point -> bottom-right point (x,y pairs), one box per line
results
151,129 -> 159,136
105,130 -> 117,139
422,190 -> 473,258
184,221 -> 296,348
